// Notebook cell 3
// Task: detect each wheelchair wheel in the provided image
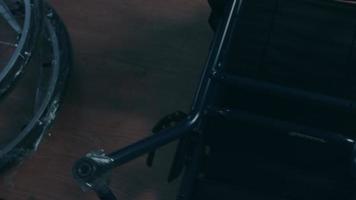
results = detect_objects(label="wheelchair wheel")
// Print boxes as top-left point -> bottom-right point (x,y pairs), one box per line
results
0,3 -> 71,173
0,0 -> 43,97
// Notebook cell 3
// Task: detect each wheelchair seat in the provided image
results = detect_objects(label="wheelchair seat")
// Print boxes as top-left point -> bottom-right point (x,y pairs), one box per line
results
200,0 -> 356,199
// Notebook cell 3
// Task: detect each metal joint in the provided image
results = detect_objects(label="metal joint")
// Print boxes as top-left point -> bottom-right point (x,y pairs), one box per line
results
73,150 -> 113,191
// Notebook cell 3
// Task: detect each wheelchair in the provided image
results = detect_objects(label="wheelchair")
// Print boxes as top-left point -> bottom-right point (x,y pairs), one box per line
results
73,0 -> 356,199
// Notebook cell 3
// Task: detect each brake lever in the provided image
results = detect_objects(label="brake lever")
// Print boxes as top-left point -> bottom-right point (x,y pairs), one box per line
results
146,111 -> 188,167
96,185 -> 117,200
144,111 -> 201,182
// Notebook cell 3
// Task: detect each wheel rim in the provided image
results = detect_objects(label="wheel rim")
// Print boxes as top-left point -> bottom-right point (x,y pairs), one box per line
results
0,3 -> 71,172
0,0 -> 43,97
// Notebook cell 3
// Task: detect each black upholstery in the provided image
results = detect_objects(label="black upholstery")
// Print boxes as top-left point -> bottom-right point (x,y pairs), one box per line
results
225,0 -> 356,96
200,0 -> 356,199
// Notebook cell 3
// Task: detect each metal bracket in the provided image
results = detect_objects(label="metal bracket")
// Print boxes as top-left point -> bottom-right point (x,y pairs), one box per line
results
73,150 -> 117,200
146,111 -> 188,167
145,111 -> 199,182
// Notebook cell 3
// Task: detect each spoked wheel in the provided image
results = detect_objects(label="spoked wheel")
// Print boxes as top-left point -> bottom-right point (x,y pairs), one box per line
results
0,3 -> 71,172
0,0 -> 43,97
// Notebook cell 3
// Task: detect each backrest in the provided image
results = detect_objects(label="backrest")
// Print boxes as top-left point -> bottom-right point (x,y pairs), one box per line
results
226,0 -> 356,92
221,0 -> 356,133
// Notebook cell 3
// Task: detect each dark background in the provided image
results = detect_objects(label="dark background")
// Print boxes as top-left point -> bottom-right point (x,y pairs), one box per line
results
0,0 -> 212,199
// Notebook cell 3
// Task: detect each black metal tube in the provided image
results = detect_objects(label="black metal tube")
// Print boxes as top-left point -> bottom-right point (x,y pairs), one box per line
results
72,113 -> 200,190
72,114 -> 200,199
176,137 -> 204,200
96,186 -> 117,200
214,108 -> 355,147
216,73 -> 356,113
106,113 -> 200,169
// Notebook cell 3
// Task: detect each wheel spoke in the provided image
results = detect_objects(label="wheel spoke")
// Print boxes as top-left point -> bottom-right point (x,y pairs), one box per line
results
0,0 -> 22,34
0,40 -> 17,47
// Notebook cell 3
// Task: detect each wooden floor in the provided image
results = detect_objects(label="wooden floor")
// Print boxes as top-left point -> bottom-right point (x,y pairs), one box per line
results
0,0 -> 212,199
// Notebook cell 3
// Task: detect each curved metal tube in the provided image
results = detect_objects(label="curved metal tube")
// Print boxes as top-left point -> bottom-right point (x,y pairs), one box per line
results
72,112 -> 201,194
0,0 -> 44,97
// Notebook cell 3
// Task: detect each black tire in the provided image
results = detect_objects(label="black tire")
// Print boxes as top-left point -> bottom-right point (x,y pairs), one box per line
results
0,2 -> 72,173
